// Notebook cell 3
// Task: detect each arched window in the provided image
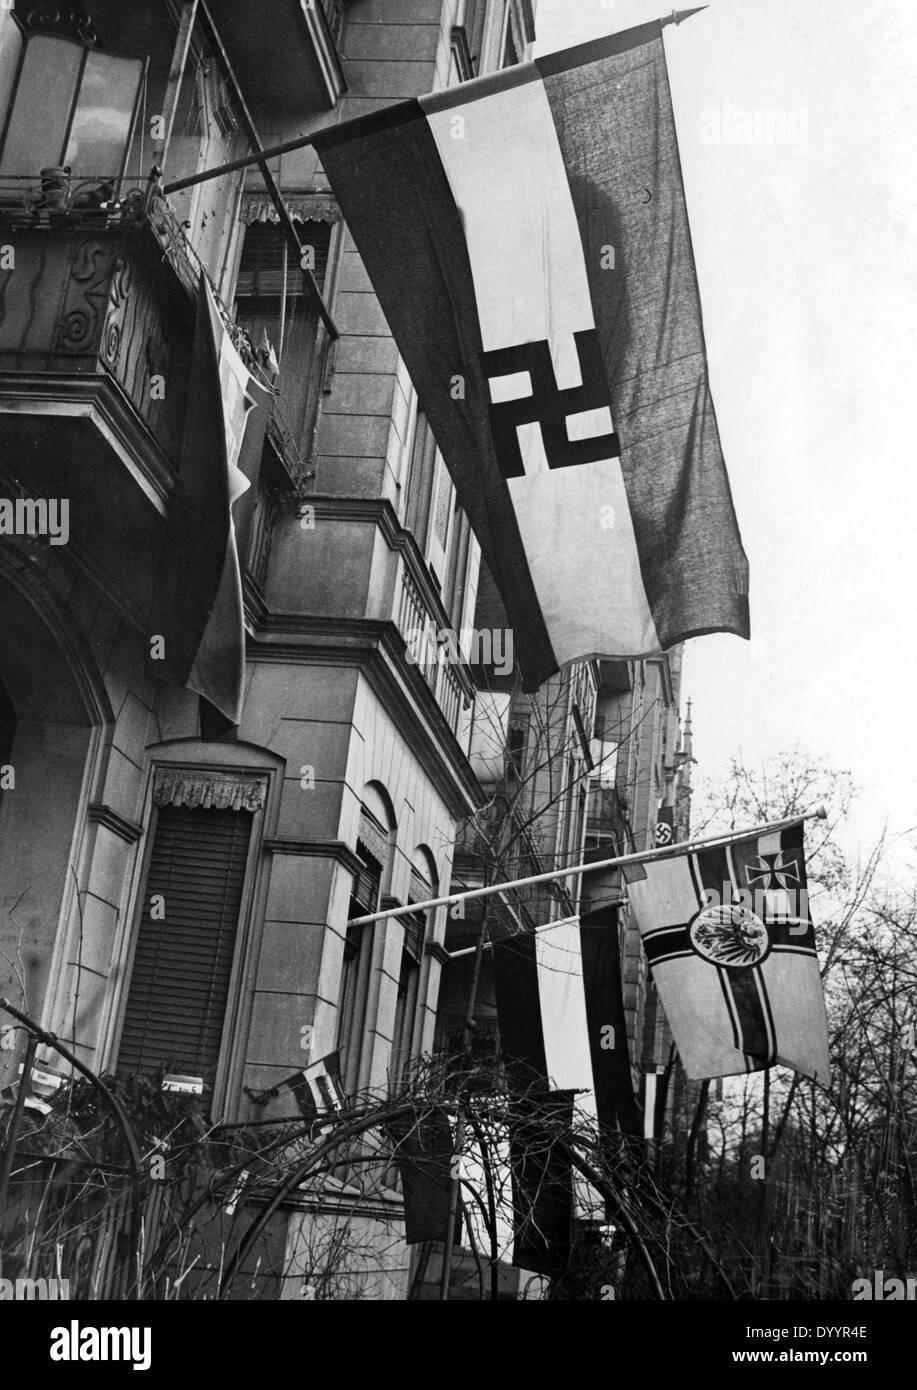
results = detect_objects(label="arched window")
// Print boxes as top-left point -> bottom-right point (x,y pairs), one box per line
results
337,784 -> 396,1093
390,848 -> 437,1092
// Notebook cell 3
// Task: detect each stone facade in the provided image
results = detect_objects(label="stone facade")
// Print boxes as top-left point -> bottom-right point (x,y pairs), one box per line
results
0,0 -> 692,1297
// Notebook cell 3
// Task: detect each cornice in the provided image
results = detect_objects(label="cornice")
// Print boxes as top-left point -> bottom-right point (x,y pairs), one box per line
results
261,837 -> 363,875
0,372 -> 178,516
248,618 -> 485,816
88,802 -> 144,844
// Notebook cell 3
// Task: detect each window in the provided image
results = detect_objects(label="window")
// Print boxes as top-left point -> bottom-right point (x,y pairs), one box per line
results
462,0 -> 486,70
501,7 -> 520,67
0,36 -> 144,180
234,218 -> 333,459
404,410 -> 438,546
444,497 -> 471,630
337,836 -> 381,1093
117,802 -> 253,1090
404,410 -> 475,621
390,914 -> 422,1092
390,862 -> 431,1090
506,715 -> 530,780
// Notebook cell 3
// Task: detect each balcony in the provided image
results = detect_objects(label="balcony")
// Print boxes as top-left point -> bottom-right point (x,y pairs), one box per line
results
395,561 -> 475,742
0,173 -> 226,611
204,0 -> 346,114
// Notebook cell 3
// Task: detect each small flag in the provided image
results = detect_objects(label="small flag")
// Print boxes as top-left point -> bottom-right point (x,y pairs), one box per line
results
654,806 -> 675,847
314,19 -> 749,689
286,1050 -> 346,1123
627,821 -> 831,1082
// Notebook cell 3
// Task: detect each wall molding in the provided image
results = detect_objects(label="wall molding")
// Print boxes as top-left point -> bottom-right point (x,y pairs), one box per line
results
88,802 -> 144,844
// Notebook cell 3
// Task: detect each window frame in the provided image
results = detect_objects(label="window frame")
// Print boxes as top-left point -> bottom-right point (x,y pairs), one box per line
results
107,758 -> 274,1116
0,32 -> 146,183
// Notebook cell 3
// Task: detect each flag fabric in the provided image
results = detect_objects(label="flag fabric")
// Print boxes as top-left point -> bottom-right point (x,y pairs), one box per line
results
580,905 -> 643,1135
627,820 -> 831,1082
509,1091 -> 575,1275
147,278 -> 269,727
493,913 -> 641,1133
314,19 -> 749,690
492,916 -> 594,1097
654,805 -> 676,847
285,1050 -> 346,1123
492,920 -> 588,1272
640,1067 -> 669,1142
387,1109 -> 454,1246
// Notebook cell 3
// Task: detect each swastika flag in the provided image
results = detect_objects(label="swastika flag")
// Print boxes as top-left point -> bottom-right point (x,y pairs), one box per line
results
627,821 -> 831,1083
314,16 -> 749,688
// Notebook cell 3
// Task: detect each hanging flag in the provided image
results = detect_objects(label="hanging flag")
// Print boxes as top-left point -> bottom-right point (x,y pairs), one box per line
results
285,1049 -> 346,1123
493,912 -> 646,1134
147,277 -> 270,727
313,17 -> 749,690
626,820 -> 831,1082
492,919 -> 590,1272
654,805 -> 676,847
580,905 -> 643,1136
387,1109 -> 454,1246
492,916 -> 594,1095
509,1091 -> 576,1275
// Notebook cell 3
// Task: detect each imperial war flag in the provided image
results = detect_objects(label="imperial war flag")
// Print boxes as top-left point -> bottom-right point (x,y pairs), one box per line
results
313,17 -> 749,690
626,820 -> 831,1083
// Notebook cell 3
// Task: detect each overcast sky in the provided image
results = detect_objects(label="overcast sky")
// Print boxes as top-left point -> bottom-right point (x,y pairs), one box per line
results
535,0 -> 917,866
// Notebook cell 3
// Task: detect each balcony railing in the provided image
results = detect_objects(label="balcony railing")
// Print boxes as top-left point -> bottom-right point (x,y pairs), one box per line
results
396,562 -> 474,740
0,172 -> 271,471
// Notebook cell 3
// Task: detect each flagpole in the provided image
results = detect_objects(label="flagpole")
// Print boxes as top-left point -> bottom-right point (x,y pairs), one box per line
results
346,808 -> 827,929
161,11 -> 710,196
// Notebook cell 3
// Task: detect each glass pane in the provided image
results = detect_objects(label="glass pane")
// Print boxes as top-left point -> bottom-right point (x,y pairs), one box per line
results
0,36 -> 82,176
64,49 -> 143,177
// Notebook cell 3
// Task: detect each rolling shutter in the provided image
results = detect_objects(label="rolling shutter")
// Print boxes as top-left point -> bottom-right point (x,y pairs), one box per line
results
234,219 -> 332,297
118,803 -> 253,1086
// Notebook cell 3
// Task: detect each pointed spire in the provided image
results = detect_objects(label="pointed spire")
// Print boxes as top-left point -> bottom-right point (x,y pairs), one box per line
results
683,698 -> 694,764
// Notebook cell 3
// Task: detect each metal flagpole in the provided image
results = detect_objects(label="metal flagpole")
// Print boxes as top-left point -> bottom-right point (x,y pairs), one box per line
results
160,11 -> 709,197
346,808 -> 827,929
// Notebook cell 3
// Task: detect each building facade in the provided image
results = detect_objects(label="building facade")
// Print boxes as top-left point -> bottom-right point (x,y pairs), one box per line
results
0,0 -> 693,1299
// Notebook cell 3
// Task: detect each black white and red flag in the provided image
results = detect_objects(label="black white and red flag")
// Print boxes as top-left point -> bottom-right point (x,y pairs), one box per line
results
286,1049 -> 346,1123
628,820 -> 831,1082
314,16 -> 749,688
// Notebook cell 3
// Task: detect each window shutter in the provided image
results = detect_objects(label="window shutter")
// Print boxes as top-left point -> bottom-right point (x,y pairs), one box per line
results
402,912 -> 425,963
118,804 -> 253,1086
235,219 -> 332,297
358,807 -> 390,867
351,863 -> 380,913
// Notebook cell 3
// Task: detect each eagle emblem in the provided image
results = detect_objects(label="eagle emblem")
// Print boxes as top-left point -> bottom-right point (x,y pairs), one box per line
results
689,903 -> 770,967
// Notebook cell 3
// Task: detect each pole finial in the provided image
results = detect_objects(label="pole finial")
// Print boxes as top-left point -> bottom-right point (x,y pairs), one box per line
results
663,6 -> 709,26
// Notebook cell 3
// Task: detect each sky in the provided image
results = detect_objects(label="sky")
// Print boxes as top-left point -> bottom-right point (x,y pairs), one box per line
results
535,0 -> 917,866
